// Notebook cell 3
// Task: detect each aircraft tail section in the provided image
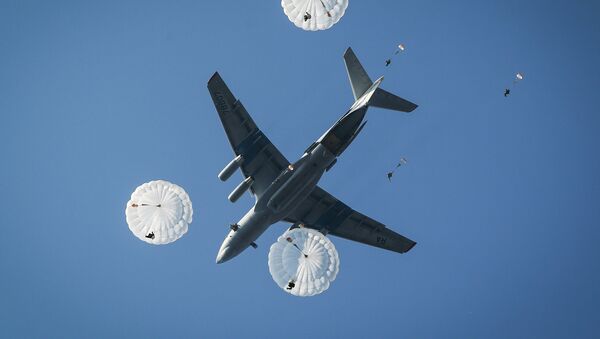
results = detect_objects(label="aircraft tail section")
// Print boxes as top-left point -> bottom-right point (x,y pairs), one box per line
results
343,47 -> 418,113
344,48 -> 373,100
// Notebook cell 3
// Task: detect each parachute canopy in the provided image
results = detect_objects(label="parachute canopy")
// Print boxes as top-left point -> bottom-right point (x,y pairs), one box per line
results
393,43 -> 406,56
281,0 -> 348,31
516,72 -> 524,81
125,180 -> 193,245
268,228 -> 340,297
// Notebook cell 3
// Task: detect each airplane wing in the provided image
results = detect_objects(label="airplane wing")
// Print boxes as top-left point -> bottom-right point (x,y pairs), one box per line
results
284,186 -> 416,254
208,72 -> 289,198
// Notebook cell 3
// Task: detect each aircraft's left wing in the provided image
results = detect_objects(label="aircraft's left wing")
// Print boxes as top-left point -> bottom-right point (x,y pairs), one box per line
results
285,186 -> 416,254
208,72 -> 289,198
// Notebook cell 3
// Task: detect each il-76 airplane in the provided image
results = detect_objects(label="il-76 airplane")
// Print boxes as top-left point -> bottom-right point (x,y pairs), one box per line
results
209,47 -> 418,264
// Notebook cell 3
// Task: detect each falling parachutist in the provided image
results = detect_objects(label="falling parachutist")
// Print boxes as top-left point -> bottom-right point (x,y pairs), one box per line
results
387,157 -> 408,182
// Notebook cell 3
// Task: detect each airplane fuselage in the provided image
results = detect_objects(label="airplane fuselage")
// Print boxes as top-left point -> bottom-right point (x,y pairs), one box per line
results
216,107 -> 368,263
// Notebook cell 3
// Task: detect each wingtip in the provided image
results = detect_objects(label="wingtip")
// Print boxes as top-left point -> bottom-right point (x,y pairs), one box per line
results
208,71 -> 221,85
405,241 -> 417,253
403,104 -> 418,113
343,47 -> 354,57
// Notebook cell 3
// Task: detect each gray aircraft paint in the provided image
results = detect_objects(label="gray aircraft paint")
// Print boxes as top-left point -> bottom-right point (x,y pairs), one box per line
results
210,47 -> 418,264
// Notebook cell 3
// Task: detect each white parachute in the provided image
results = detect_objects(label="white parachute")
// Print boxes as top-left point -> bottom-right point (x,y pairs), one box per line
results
281,0 -> 349,31
125,180 -> 193,245
268,228 -> 340,297
515,72 -> 524,81
395,44 -> 405,54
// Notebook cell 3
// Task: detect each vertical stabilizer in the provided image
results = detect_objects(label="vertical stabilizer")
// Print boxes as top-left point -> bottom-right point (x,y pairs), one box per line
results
344,48 -> 373,100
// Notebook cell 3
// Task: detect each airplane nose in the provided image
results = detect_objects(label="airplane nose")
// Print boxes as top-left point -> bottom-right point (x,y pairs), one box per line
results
216,246 -> 231,264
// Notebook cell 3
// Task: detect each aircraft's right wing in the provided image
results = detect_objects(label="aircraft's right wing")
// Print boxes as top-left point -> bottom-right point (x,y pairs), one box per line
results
285,186 -> 416,254
208,72 -> 289,198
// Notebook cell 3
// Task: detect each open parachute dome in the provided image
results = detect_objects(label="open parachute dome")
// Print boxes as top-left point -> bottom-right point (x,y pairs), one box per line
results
125,180 -> 193,245
281,0 -> 348,31
268,228 -> 340,297
516,72 -> 524,81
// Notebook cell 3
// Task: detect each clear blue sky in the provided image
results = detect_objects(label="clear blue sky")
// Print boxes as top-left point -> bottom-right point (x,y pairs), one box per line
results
1,0 -> 599,338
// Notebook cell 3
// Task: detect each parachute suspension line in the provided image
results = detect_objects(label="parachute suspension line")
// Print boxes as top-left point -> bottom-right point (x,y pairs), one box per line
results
319,0 -> 332,17
131,203 -> 161,207
505,73 -> 524,97
286,237 -> 308,258
142,203 -> 161,207
387,158 -> 408,182
294,243 -> 308,258
385,44 -> 406,69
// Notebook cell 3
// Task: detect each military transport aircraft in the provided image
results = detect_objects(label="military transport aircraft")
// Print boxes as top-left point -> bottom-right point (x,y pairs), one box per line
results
208,47 -> 418,264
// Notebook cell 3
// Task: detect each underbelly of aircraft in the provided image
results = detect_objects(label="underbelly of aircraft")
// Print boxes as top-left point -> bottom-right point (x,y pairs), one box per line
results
267,167 -> 322,214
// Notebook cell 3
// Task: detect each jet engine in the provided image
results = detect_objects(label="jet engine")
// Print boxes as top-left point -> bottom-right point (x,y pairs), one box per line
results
218,155 -> 243,181
228,177 -> 254,203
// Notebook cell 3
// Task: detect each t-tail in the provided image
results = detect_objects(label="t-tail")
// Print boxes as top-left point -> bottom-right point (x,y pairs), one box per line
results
344,47 -> 418,113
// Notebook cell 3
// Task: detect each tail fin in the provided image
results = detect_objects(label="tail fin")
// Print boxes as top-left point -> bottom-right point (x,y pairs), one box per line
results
344,48 -> 373,100
343,47 -> 418,113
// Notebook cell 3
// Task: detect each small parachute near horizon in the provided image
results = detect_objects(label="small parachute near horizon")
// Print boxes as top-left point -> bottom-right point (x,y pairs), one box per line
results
394,44 -> 406,55
505,72 -> 525,97
281,0 -> 349,31
268,228 -> 340,297
515,72 -> 524,81
386,43 -> 407,67
125,180 -> 193,245
387,157 -> 408,182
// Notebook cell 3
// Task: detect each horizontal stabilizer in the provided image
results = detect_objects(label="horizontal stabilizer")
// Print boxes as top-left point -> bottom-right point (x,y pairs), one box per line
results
371,88 -> 418,112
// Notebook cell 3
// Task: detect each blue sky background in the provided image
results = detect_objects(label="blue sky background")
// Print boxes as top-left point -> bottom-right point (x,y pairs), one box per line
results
1,0 -> 600,338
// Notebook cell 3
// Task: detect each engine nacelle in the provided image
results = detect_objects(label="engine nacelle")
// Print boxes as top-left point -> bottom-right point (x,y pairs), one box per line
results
228,177 -> 254,203
218,155 -> 243,181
